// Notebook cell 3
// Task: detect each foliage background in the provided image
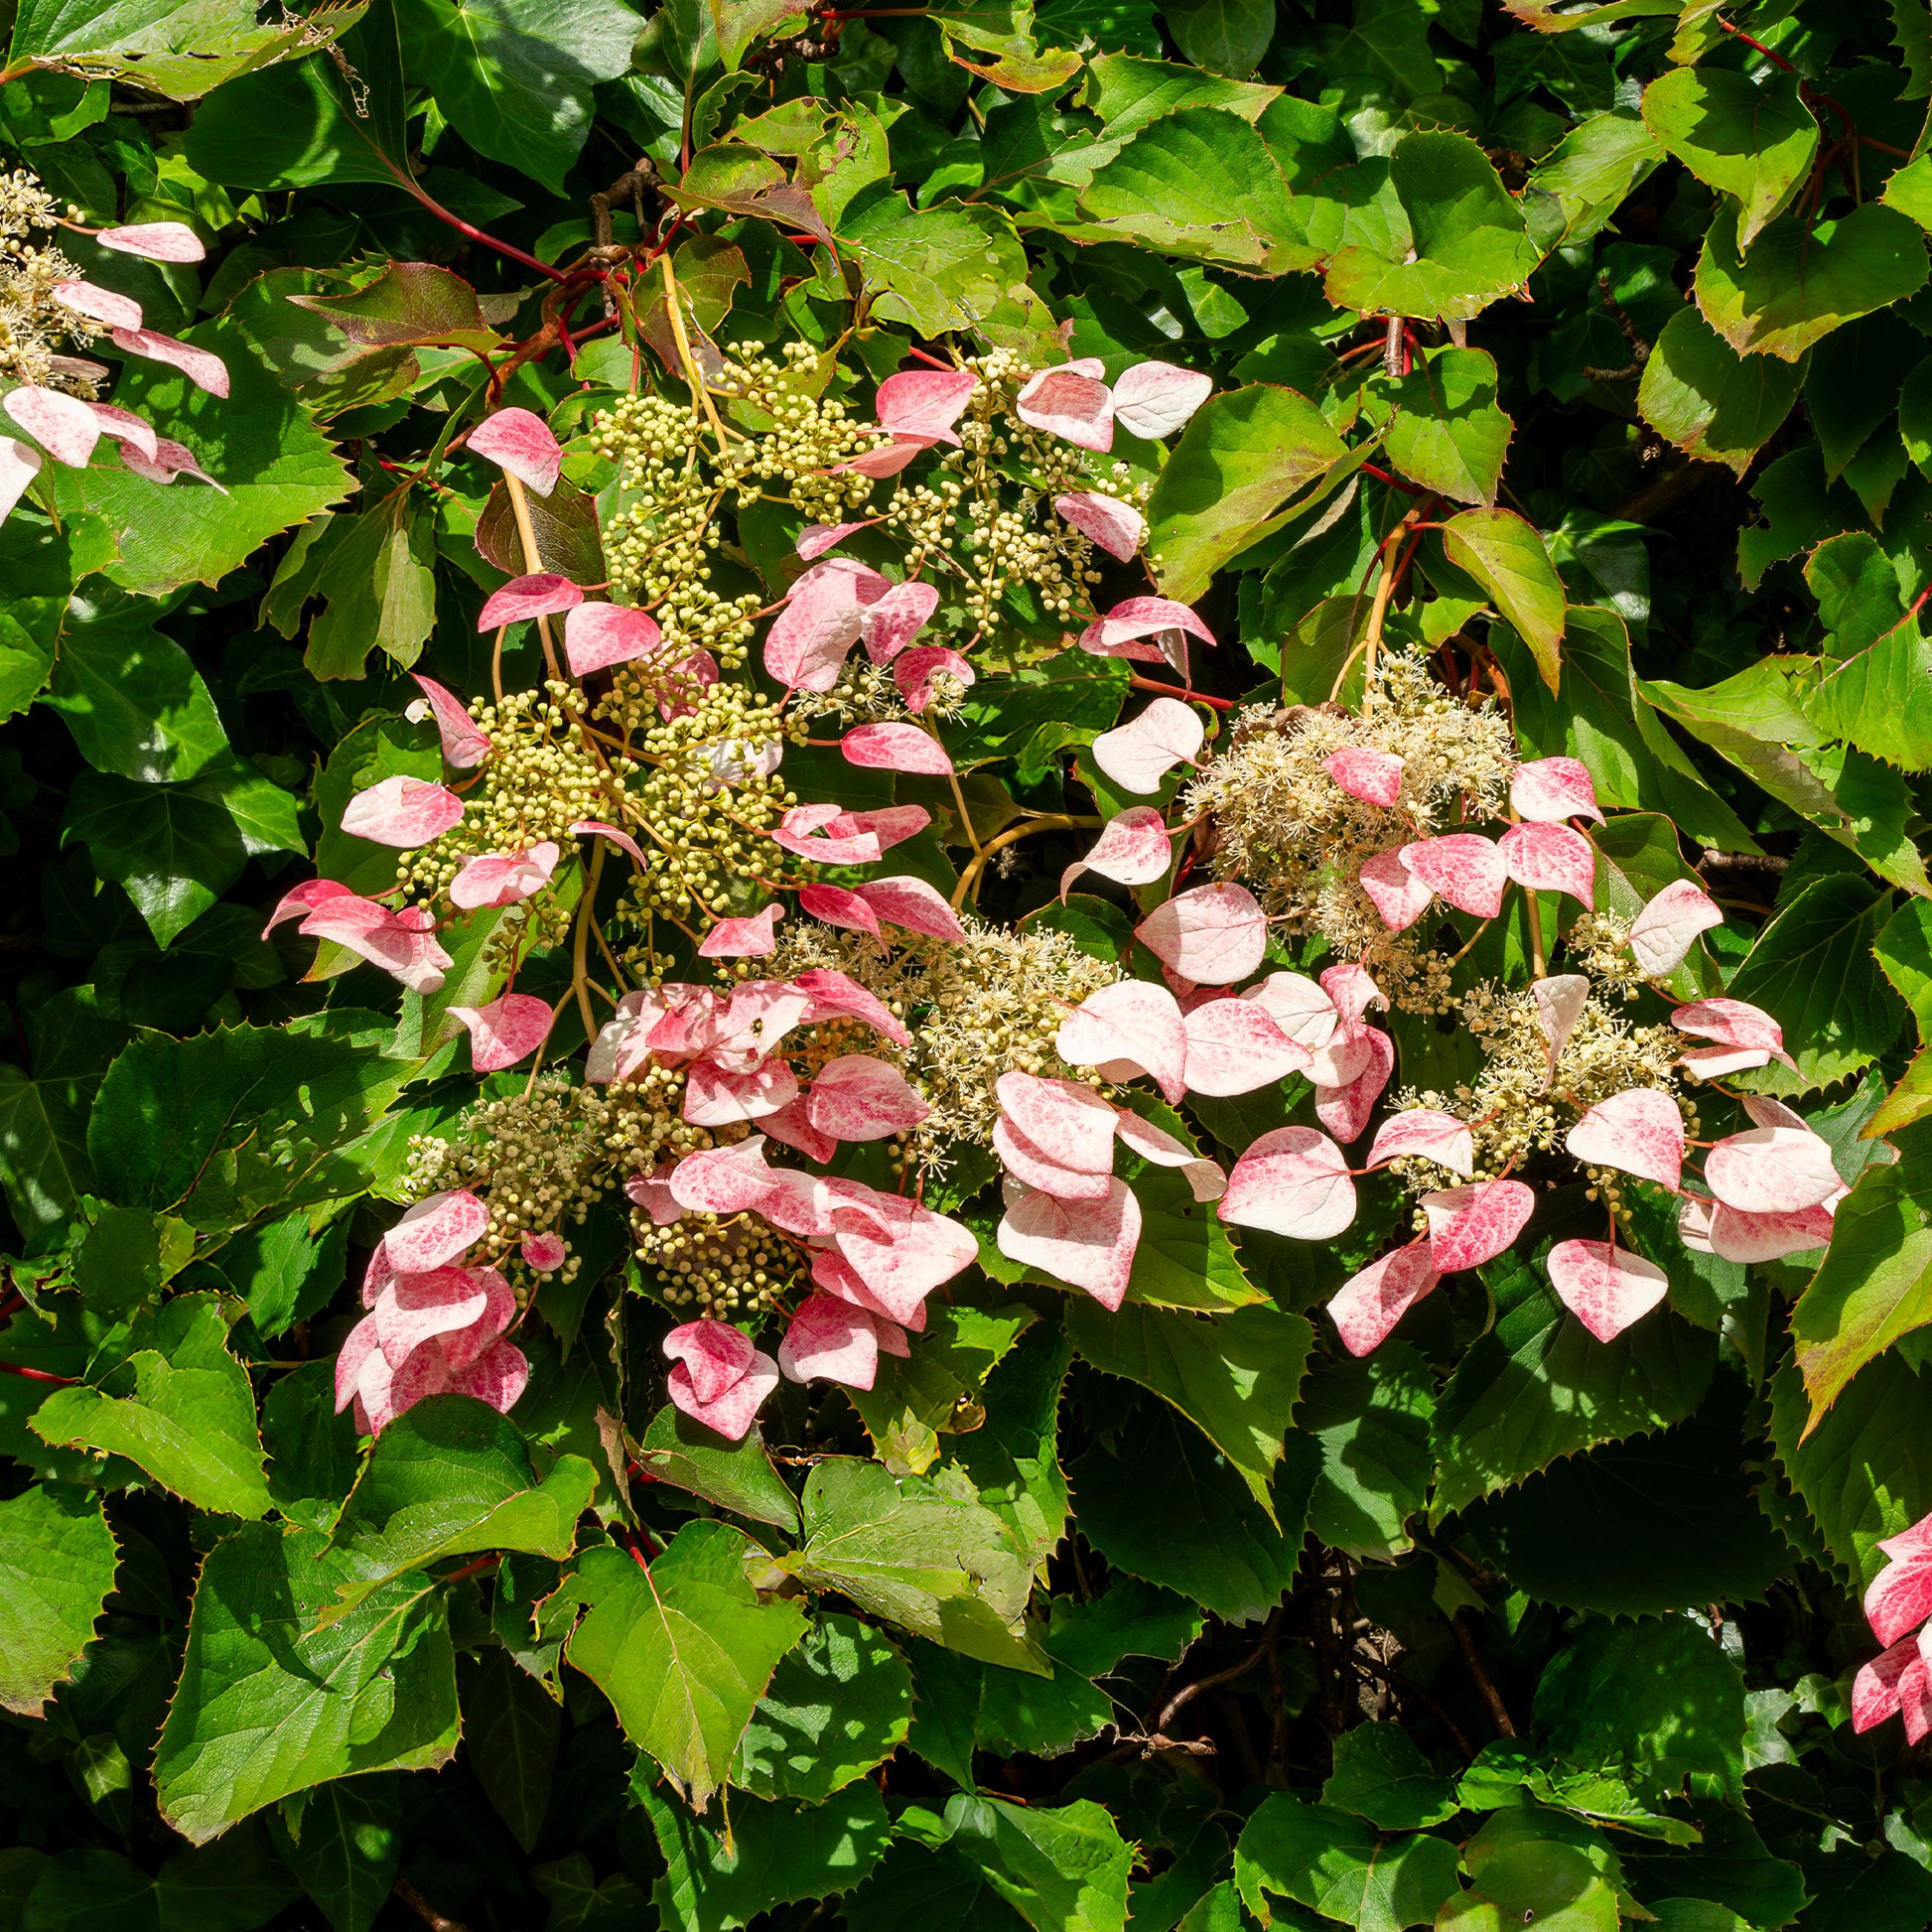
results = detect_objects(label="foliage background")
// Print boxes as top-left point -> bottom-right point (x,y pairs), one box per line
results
1,0 -> 1932,1927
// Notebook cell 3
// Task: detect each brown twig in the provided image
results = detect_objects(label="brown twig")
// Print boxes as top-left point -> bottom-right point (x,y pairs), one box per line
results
393,1878 -> 474,1932
1352,1652 -> 1477,1761
1451,1610 -> 1517,1738
1156,1611 -> 1281,1734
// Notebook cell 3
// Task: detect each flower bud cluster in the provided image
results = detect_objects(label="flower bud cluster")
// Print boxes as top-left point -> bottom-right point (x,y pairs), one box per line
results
0,169 -> 99,394
636,1209 -> 801,1317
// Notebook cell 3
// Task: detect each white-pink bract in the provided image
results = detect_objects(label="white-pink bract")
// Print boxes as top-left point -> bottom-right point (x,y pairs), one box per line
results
1016,361 -> 1113,451
852,875 -> 965,941
683,1058 -> 800,1128
1180,998 -> 1310,1096
1498,821 -> 1595,907
876,368 -> 978,443
1421,1179 -> 1537,1272
997,1176 -> 1141,1309
0,439 -> 42,524
565,602 -> 663,677
410,674 -> 492,768
384,1188 -> 489,1273
118,435 -> 221,488
1358,847 -> 1435,932
1565,1087 -> 1686,1190
341,774 -> 466,848
824,1187 -> 978,1324
1077,597 -> 1216,670
797,519 -> 877,560
450,843 -> 560,910
799,883 -> 881,940
336,1258 -> 523,1436
1678,1192 -> 1836,1264
1136,882 -> 1268,987
859,580 -> 940,662
663,1318 -> 779,1440
1111,360 -> 1213,440
993,1115 -> 1112,1199
1704,1125 -> 1840,1214
1545,1239 -> 1669,1341
1670,997 -> 1795,1075
698,904 -> 784,957
98,220 -> 206,262
1090,697 -> 1204,795
1054,490 -> 1145,560
997,1070 -> 1118,1174
53,279 -> 142,329
1365,1109 -> 1474,1177
1400,834 -> 1508,919
111,327 -> 229,397
765,557 -> 891,690
4,386 -> 99,467
1531,974 -> 1589,1071
778,1293 -> 901,1391
451,992 -> 555,1071
1057,980 -> 1189,1104
894,644 -> 975,713
1244,972 -> 1342,1055
1324,748 -> 1405,807
1062,808 -> 1172,898
1628,878 -> 1724,976
1220,1127 -> 1356,1239
1865,1512 -> 1932,1647
794,967 -> 912,1046
804,1054 -> 929,1141
522,1232 -> 567,1271
842,721 -> 953,774
571,819 -> 647,867
266,883 -> 454,995
1312,1030 -> 1394,1144
478,573 -> 582,630
1510,757 -> 1602,823
1328,1243 -> 1441,1357
770,803 -> 881,867
89,401 -> 157,461
468,406 -> 561,496
1853,1634 -> 1932,1742
1113,1109 -> 1225,1201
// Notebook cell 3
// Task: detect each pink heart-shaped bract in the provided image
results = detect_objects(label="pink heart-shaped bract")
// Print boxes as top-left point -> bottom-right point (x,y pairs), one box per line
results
469,406 -> 562,496
1670,998 -> 1793,1069
89,401 -> 157,462
1328,1243 -> 1441,1357
876,368 -> 979,443
410,674 -> 492,768
1325,748 -> 1405,808
478,572 -> 583,630
853,875 -> 965,942
53,279 -> 143,329
797,519 -> 878,560
1401,834 -> 1508,919
373,1265 -> 493,1369
0,438 -> 43,525
842,721 -> 954,774
698,904 -> 784,957
450,843 -> 560,910
110,327 -> 228,396
804,1054 -> 929,1142
571,819 -> 647,867
4,386 -> 100,467
1704,1125 -> 1840,1214
682,1058 -> 800,1128
1628,878 -> 1723,976
830,1190 -> 978,1323
1054,490 -> 1145,560
1866,1516 -> 1932,1646
1090,697 -> 1204,795
1062,808 -> 1172,897
1244,972 -> 1339,1052
859,580 -> 940,662
794,968 -> 910,1047
1532,974 -> 1589,1069
996,1070 -> 1118,1173
1056,980 -> 1189,1104
995,1115 -> 1113,1200
284,892 -> 453,995
1680,1194 -> 1835,1264
1358,847 -> 1435,932
835,438 -> 926,479
1511,757 -> 1602,824
778,1294 -> 883,1390
893,644 -> 975,714
667,1136 -> 781,1216
118,435 -> 218,486
523,1233 -> 567,1271
1421,1179 -> 1537,1272
1565,1088 -> 1686,1190
1853,1635 -> 1932,1741
1136,882 -> 1267,987
770,805 -> 880,867
98,220 -> 207,262
1221,1127 -> 1356,1240
451,993 -> 555,1072
1499,821 -> 1595,907
998,1177 -> 1142,1310
1365,1109 -> 1474,1177
1180,998 -> 1310,1096
664,1319 -> 776,1439
1113,1110 -> 1225,1202
812,1249 -> 924,1332
1016,365 -> 1114,451
765,557 -> 891,690
799,883 -> 883,940
1111,360 -> 1213,440
762,1097 -> 839,1165
1078,597 -> 1217,665
341,774 -> 466,848
384,1188 -> 488,1274
451,1337 -> 530,1417
1312,1029 -> 1394,1144
1545,1239 -> 1670,1342
565,602 -> 663,676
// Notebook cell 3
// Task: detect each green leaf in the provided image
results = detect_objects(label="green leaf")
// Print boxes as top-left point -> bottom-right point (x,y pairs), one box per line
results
1807,615 -> 1932,771
951,1319 -> 1072,1573
562,1521 -> 807,1809
1299,1340 -> 1435,1561
63,771 -> 245,947
640,1783 -> 893,1932
1877,897 -> 1932,1037
0,1483 -> 117,1716
1145,382 -> 1346,604
0,521 -> 71,724
737,1613 -> 912,1802
838,195 -> 1047,342
395,0 -> 642,194
1619,1807 -> 1807,1929
778,1458 -> 1046,1674
1437,1841 -> 1619,1932
1324,131 -> 1543,323
326,1395 -> 596,1618
1695,202 -> 1930,363
1525,111 -> 1664,251
0,1063 -> 95,1251
844,1838 -> 1031,1932
1431,1209 -> 1717,1519
1440,507 -> 1566,692
1636,307 -> 1802,478
20,1830 -> 302,1932
638,1403 -> 800,1531
1640,67 -> 1817,249
1063,1300 -> 1311,1516
461,1649 -> 559,1856
1124,1152 -> 1269,1311
45,598 -> 229,783
50,319 -> 354,597
1379,347 -> 1511,506
268,1776 -> 401,1932
1725,876 -> 1911,1096
1321,1724 -> 1459,1830
946,1793 -> 1136,1932
32,1295 -> 272,1519
1532,1616 -> 1746,1804
1159,0 -> 1270,75
1234,1793 -> 1461,1932
154,1521 -> 460,1844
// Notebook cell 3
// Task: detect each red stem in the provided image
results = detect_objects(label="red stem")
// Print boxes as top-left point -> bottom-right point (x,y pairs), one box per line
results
443,1554 -> 499,1586
1718,18 -> 1795,70
1128,676 -> 1235,710
1361,462 -> 1425,494
0,1361 -> 74,1385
